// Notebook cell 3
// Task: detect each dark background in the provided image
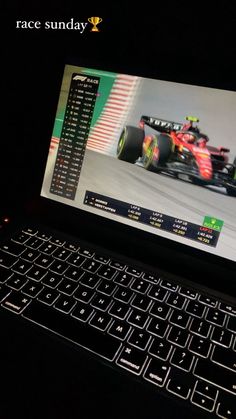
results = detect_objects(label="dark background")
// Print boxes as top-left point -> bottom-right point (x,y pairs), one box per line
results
1,2 -> 236,214
0,3 -> 236,419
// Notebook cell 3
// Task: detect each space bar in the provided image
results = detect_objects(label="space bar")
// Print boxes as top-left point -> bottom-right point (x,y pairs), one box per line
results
22,301 -> 121,361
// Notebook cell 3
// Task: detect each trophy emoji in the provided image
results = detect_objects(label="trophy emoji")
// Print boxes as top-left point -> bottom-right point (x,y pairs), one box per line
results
88,17 -> 102,32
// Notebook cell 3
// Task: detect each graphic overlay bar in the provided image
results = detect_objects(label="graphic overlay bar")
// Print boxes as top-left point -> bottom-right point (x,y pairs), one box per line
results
84,191 -> 220,247
50,74 -> 100,200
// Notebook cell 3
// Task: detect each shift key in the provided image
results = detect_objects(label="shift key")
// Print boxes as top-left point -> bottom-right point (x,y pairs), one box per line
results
194,358 -> 236,395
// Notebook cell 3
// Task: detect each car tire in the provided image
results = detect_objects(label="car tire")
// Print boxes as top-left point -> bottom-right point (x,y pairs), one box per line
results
192,177 -> 206,186
143,134 -> 172,172
117,126 -> 144,163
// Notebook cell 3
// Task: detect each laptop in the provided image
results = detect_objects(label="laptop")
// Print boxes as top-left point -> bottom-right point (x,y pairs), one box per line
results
0,63 -> 236,419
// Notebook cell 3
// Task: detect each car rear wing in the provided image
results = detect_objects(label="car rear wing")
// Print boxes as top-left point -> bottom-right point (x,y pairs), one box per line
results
140,115 -> 183,133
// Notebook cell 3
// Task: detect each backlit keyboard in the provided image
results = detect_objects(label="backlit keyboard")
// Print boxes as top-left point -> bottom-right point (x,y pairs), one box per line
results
0,227 -> 235,418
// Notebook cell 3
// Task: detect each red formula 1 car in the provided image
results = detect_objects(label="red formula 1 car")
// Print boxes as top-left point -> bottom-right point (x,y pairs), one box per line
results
117,116 -> 236,196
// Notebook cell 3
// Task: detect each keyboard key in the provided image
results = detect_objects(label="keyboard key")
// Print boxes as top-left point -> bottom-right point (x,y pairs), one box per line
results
150,301 -> 170,320
189,318 -> 212,338
97,265 -> 116,280
211,327 -> 232,347
108,320 -> 131,340
127,309 -> 149,328
37,232 -> 51,241
37,288 -> 60,305
49,237 -> 65,246
34,255 -> 53,269
166,293 -> 186,310
193,358 -> 236,395
198,295 -> 217,307
211,346 -> 236,372
160,279 -> 178,292
74,286 -> 94,303
57,278 -> 78,296
12,260 -> 31,275
91,293 -> 112,311
12,232 -> 30,244
67,253 -> 85,267
71,302 -> 93,322
148,338 -> 172,361
63,242 -> 79,252
52,248 -> 71,261
131,294 -> 151,312
218,303 -> 236,316
93,254 -> 110,264
0,285 -> 12,302
178,286 -> 197,300
114,272 -> 133,287
170,348 -> 194,371
185,300 -> 206,318
78,248 -> 94,258
166,373 -> 192,399
117,345 -> 148,375
0,250 -> 17,268
195,380 -> 218,399
216,392 -> 236,418
226,316 -> 236,333
108,301 -> 130,320
89,312 -> 112,331
143,358 -> 170,386
205,308 -> 226,327
22,281 -> 43,298
27,266 -> 47,282
21,249 -> 39,262
114,287 -> 133,304
64,266 -> 83,282
2,292 -> 31,313
79,272 -> 100,288
167,326 -> 189,348
39,243 -> 57,255
22,227 -> 38,236
54,296 -> 76,314
131,278 -> 150,294
147,318 -> 168,338
23,300 -> 121,361
191,391 -> 215,412
188,335 -> 211,358
109,260 -> 125,270
169,310 -> 190,329
128,329 -> 151,350
0,266 -> 13,283
125,267 -> 142,277
142,272 -> 160,285
96,279 -> 116,296
7,274 -> 28,290
82,259 -> 101,273
0,241 -> 25,256
26,237 -> 43,249
148,286 -> 168,302
49,260 -> 68,275
42,272 -> 62,289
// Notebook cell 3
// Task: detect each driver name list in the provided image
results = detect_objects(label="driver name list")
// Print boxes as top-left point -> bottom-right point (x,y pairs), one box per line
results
50,73 -> 100,200
84,191 -> 220,247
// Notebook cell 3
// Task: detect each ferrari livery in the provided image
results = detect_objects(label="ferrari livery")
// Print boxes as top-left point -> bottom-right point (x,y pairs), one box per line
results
117,116 -> 236,196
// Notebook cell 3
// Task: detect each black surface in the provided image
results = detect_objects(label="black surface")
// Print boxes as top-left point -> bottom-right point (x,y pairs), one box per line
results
1,2 -> 236,419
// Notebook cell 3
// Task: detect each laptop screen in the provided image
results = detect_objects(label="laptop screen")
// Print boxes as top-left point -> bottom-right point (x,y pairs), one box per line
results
41,65 -> 236,263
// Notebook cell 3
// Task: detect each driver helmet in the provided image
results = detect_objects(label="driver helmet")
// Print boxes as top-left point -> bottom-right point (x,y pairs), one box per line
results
181,132 -> 196,143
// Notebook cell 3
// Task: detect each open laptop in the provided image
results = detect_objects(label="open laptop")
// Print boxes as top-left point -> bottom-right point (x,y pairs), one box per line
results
0,63 -> 235,419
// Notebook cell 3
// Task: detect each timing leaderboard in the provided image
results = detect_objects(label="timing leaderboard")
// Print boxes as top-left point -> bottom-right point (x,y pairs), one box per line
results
84,191 -> 220,247
50,73 -> 100,200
